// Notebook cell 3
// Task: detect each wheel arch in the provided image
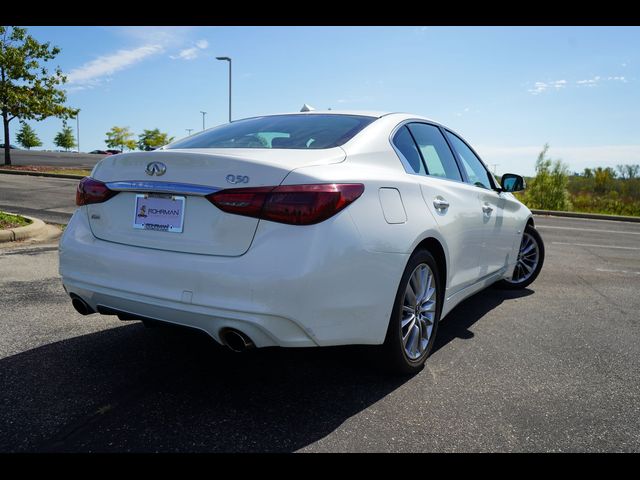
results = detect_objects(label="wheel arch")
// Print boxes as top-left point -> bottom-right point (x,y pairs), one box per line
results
526,215 -> 535,228
412,236 -> 447,297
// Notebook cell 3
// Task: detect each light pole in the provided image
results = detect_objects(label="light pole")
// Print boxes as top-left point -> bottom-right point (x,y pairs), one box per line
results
216,56 -> 232,122
200,111 -> 207,131
186,128 -> 194,136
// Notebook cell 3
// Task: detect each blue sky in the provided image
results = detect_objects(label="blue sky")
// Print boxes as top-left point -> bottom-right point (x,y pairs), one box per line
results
9,26 -> 640,175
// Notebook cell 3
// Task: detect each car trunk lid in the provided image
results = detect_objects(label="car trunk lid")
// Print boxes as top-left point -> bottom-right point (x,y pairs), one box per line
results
85,148 -> 345,256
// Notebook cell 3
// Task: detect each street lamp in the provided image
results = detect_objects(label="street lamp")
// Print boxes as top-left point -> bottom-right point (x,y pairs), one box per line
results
186,128 -> 194,136
216,56 -> 232,123
200,111 -> 207,131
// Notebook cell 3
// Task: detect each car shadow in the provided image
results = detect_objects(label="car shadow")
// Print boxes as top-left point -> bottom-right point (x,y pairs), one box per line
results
0,286 -> 533,453
433,286 -> 534,354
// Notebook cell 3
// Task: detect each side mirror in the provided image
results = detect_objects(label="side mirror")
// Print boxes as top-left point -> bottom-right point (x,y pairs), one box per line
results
500,173 -> 526,192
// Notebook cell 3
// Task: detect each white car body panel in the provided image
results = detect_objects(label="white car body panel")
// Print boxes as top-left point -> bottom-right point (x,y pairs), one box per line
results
59,111 -> 532,348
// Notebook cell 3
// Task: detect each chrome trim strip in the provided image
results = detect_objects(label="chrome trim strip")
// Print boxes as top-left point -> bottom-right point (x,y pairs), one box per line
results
105,181 -> 220,196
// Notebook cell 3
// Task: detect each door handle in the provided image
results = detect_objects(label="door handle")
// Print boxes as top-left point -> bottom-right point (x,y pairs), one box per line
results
482,202 -> 493,214
433,197 -> 450,210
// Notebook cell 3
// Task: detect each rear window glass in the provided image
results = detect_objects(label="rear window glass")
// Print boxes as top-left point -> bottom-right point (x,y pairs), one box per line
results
167,114 -> 376,150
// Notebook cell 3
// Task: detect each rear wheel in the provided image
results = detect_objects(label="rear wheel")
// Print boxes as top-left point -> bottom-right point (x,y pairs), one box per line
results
381,249 -> 441,375
497,224 -> 545,290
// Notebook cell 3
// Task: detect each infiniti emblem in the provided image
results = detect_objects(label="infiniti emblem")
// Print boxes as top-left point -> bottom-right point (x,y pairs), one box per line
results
146,161 -> 167,176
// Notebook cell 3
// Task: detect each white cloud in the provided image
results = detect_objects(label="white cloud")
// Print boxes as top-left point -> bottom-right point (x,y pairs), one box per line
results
529,79 -> 567,94
528,81 -> 550,94
171,47 -> 199,60
170,39 -> 209,61
577,76 -> 600,86
475,144 -> 640,176
531,75 -> 628,94
576,75 -> 626,88
66,44 -> 163,87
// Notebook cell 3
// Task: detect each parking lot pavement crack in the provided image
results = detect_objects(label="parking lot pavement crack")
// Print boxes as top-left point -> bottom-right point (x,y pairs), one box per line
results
573,273 -> 631,318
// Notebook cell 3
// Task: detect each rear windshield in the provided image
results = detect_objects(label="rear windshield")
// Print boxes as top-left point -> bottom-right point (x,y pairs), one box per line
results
166,114 -> 376,150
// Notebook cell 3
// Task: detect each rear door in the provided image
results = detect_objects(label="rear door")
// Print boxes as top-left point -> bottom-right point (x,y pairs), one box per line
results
393,123 -> 483,295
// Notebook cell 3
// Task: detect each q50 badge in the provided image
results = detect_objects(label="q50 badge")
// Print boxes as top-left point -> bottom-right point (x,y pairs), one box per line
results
226,174 -> 249,184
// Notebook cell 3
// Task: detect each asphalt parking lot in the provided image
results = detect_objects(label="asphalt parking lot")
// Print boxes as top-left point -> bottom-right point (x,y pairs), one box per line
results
0,174 -> 77,224
1,184 -> 639,451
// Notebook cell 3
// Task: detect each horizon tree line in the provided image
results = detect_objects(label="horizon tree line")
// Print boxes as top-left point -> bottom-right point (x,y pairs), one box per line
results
12,122 -> 174,152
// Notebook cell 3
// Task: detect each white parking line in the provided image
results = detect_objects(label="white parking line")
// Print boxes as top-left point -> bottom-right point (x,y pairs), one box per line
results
596,268 -> 640,275
552,241 -> 640,250
538,225 -> 640,235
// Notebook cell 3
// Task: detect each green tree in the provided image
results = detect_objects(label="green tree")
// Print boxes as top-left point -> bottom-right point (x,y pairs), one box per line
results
0,26 -> 77,165
105,126 -> 136,152
15,121 -> 41,149
593,167 -> 616,194
137,128 -> 174,151
53,121 -> 75,151
616,164 -> 639,180
522,144 -> 571,211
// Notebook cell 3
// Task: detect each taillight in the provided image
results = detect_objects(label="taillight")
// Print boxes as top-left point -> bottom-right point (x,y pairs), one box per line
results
207,183 -> 364,225
76,177 -> 118,206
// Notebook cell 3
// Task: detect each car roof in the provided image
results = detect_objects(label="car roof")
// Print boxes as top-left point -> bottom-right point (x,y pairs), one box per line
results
241,110 -> 391,119
243,110 -> 443,123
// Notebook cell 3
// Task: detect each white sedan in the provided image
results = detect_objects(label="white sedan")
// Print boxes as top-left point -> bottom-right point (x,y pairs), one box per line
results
59,111 -> 544,374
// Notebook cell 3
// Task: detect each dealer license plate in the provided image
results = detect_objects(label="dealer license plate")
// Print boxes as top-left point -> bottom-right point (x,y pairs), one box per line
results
133,194 -> 185,233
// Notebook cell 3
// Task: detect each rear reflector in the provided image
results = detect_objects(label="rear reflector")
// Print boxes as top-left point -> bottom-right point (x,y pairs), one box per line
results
76,177 -> 118,206
207,183 -> 364,225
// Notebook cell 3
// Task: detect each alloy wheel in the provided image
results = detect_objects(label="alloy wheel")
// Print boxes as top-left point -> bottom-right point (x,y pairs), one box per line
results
401,264 -> 437,360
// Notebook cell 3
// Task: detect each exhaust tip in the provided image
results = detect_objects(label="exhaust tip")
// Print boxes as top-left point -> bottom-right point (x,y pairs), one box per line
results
220,328 -> 255,353
71,295 -> 94,316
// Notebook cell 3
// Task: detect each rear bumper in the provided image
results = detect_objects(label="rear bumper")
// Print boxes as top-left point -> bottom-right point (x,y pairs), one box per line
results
59,208 -> 408,348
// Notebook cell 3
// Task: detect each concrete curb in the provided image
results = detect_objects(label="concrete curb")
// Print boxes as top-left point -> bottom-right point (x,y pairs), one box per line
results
0,169 -> 85,180
532,209 -> 640,223
0,213 -> 47,243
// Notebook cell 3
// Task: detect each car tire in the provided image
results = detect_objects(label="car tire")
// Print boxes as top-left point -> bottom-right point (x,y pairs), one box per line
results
381,249 -> 442,375
496,224 -> 545,290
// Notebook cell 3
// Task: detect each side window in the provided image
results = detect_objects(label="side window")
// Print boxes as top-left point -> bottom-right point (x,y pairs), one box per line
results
445,131 -> 493,190
407,123 -> 462,181
392,126 -> 426,175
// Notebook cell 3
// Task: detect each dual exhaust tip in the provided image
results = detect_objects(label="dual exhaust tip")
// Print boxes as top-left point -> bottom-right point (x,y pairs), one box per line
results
219,328 -> 255,353
71,295 -> 95,316
70,295 -> 255,353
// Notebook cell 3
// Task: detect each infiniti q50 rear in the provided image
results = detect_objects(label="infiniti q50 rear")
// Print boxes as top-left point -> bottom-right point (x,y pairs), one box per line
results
60,111 -> 543,373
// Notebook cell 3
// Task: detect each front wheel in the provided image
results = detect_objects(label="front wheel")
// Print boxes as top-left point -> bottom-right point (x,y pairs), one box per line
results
497,224 -> 545,290
381,249 -> 442,375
